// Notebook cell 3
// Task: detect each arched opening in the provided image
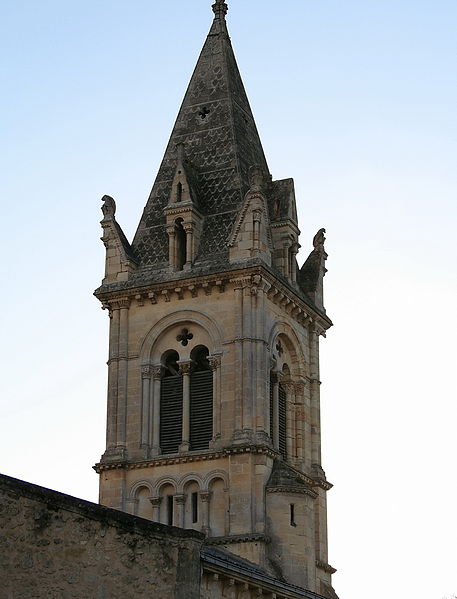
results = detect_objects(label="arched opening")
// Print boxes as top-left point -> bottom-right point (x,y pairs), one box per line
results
270,356 -> 288,459
209,478 -> 226,537
279,364 -> 289,459
136,486 -> 152,519
160,350 -> 183,454
176,181 -> 183,202
190,345 -> 213,451
175,218 -> 186,270
184,480 -> 200,529
159,483 -> 175,526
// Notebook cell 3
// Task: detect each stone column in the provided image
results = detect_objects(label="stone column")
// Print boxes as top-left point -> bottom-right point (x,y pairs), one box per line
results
271,372 -> 282,451
199,491 -> 211,535
209,355 -> 222,447
151,365 -> 162,456
141,365 -> 151,453
294,382 -> 306,463
179,360 -> 192,452
283,381 -> 295,459
233,281 -> 244,434
283,241 -> 291,278
149,496 -> 161,523
106,304 -> 120,448
184,224 -> 193,267
166,225 -> 176,269
309,325 -> 322,466
242,280 -> 253,434
116,299 -> 130,450
175,494 -> 186,528
290,242 -> 299,283
255,279 -> 270,441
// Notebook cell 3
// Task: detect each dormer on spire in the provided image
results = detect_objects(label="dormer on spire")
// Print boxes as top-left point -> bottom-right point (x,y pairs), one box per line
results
163,144 -> 203,272
212,0 -> 228,19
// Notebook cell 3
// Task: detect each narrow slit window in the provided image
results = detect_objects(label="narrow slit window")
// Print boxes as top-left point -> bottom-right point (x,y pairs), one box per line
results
176,181 -> 183,202
290,503 -> 296,527
175,218 -> 186,270
191,492 -> 198,524
167,495 -> 174,526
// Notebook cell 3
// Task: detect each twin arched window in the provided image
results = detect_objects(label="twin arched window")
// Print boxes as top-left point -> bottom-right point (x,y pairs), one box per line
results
160,346 -> 213,455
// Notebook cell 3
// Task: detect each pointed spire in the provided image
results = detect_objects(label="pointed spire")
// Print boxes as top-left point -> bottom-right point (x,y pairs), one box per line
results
212,0 -> 228,20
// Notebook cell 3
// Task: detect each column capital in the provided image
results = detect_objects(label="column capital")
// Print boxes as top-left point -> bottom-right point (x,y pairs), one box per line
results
199,491 -> 211,503
174,494 -> 187,505
151,365 -> 162,381
208,356 -> 221,371
111,298 -> 130,310
149,496 -> 162,507
178,359 -> 193,375
141,365 -> 152,379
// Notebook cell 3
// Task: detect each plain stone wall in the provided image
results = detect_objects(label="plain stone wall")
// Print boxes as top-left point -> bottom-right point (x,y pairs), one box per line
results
0,474 -> 203,599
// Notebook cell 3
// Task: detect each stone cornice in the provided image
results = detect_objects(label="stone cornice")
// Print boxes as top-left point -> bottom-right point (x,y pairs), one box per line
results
94,445 -> 333,492
266,486 -> 318,499
94,265 -> 332,332
93,443 -> 277,473
205,533 -> 270,546
315,560 -> 337,575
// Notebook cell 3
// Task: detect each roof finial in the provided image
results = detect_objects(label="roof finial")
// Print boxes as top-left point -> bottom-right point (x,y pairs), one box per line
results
212,0 -> 228,19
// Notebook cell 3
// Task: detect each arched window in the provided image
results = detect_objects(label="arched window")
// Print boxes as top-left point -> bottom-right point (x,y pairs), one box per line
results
159,483 -> 175,526
175,218 -> 186,270
160,350 -> 183,454
270,363 -> 288,459
136,486 -> 152,519
190,345 -> 213,451
209,477 -> 227,537
279,364 -> 289,459
184,480 -> 200,529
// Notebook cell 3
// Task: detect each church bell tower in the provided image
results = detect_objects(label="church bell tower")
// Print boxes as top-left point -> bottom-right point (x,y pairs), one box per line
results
94,2 -> 337,597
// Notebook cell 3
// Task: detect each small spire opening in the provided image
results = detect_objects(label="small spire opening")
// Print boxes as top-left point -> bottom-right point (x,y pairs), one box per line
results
175,218 -> 187,270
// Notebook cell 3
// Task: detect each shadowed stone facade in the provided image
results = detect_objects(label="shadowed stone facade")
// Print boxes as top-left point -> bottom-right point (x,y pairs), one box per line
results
93,2 -> 338,598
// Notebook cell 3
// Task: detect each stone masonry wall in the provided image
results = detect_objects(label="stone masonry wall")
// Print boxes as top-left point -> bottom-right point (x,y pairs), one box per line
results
0,473 -> 203,599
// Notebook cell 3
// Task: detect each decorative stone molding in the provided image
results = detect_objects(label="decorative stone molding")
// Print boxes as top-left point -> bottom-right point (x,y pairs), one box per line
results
174,494 -> 187,505
94,444 -> 277,473
208,356 -> 221,371
206,533 -> 270,546
148,496 -> 162,507
151,365 -> 162,381
316,560 -> 337,575
178,360 -> 192,375
95,266 -> 332,333
266,486 -> 318,499
141,365 -> 152,379
111,298 -> 130,310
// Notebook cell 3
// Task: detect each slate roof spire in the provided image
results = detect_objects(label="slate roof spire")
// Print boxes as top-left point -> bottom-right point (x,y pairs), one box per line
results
131,0 -> 270,270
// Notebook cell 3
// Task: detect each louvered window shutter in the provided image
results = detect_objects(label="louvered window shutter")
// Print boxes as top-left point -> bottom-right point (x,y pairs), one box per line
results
160,375 -> 183,454
190,370 -> 213,451
278,383 -> 287,459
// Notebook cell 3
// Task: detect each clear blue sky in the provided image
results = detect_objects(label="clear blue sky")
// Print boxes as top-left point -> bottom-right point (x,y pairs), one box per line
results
1,2 -> 456,598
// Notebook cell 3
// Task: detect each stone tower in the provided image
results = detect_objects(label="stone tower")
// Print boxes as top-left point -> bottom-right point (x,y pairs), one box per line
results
94,2 -> 336,597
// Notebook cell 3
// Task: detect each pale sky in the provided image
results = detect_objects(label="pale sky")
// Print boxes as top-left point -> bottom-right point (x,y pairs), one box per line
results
1,1 -> 456,598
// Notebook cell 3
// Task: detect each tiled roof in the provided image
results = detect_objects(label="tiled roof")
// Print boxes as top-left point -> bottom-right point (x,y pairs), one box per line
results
131,4 -> 269,270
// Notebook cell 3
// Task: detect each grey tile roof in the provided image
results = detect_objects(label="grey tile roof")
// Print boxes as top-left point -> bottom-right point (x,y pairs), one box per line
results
131,8 -> 270,270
